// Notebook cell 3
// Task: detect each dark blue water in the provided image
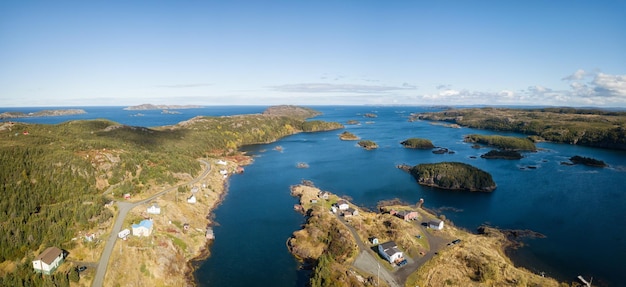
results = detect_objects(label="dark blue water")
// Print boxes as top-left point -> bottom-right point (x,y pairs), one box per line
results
6,105 -> 624,285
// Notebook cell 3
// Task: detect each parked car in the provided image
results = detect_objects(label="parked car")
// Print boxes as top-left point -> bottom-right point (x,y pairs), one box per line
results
77,266 -> 87,272
397,259 -> 408,267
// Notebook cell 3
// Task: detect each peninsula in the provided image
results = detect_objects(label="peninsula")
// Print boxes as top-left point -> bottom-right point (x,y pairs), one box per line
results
412,107 -> 626,150
288,183 -> 562,286
0,109 -> 86,119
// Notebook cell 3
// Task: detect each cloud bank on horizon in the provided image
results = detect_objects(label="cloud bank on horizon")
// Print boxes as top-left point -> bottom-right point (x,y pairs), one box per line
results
0,1 -> 625,108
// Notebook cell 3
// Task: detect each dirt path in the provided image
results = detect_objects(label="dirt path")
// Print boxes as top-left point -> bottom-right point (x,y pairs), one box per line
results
335,214 -> 401,287
91,159 -> 211,287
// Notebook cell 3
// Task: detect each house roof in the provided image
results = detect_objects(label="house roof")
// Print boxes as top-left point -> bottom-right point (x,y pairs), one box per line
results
379,241 -> 401,257
36,247 -> 62,265
429,219 -> 443,225
132,219 -> 153,229
337,199 -> 348,206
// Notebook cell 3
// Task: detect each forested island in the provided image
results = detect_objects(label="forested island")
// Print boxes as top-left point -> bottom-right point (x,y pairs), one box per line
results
123,104 -> 203,110
0,105 -> 341,286
413,107 -> 626,150
567,155 -> 608,167
464,134 -> 537,151
400,162 -> 497,192
481,149 -> 523,159
0,109 -> 86,119
400,138 -> 435,149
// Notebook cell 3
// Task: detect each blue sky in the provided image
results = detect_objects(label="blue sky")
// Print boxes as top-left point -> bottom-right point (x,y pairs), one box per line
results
1,1 -> 625,107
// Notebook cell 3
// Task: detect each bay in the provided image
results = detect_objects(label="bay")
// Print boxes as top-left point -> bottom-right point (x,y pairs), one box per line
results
5,105 -> 624,285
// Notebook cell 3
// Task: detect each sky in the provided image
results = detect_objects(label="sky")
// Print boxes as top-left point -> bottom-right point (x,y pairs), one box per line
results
1,1 -> 625,107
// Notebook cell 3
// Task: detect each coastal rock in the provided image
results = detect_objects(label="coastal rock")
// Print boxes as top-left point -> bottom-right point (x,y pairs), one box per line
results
480,149 -> 523,159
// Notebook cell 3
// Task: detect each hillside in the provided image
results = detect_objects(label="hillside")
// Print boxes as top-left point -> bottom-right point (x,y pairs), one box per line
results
0,106 -> 339,286
412,107 -> 626,150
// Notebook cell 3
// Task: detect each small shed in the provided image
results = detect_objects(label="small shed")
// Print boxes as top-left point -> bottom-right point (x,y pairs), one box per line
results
146,204 -> 161,215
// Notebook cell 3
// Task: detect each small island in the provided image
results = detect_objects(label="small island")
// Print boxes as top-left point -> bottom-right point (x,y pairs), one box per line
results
358,140 -> 378,150
401,162 -> 496,192
400,138 -> 435,149
0,109 -> 86,119
566,155 -> 607,167
363,113 -> 377,118
123,104 -> 203,110
464,134 -> 536,151
480,149 -> 523,160
346,120 -> 360,125
339,131 -> 360,140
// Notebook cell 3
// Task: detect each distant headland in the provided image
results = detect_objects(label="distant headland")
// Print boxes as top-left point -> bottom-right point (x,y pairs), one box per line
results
0,109 -> 86,119
123,104 -> 204,110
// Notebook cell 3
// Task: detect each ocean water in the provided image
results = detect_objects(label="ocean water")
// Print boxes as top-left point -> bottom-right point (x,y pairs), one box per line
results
5,105 -> 624,285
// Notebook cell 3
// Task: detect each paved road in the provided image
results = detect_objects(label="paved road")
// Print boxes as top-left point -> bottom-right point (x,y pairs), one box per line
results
335,214 -> 400,287
91,159 -> 211,287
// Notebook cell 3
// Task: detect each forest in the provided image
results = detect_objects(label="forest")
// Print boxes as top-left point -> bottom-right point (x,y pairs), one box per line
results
463,134 -> 536,151
0,106 -> 337,285
413,107 -> 626,150
409,162 -> 496,192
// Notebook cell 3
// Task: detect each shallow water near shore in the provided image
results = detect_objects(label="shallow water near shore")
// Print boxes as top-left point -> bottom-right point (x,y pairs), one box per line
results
193,106 -> 626,286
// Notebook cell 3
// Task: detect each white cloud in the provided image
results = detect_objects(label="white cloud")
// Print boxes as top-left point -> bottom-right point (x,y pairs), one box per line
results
592,73 -> 626,97
270,82 -> 417,94
562,69 -> 587,81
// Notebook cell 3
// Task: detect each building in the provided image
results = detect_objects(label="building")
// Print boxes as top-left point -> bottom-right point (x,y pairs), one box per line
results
343,207 -> 359,217
33,247 -> 64,275
118,229 -> 130,239
187,194 -> 197,204
377,241 -> 403,264
336,200 -> 350,211
391,210 -> 419,221
429,219 -> 444,230
146,204 -> 161,215
132,219 -> 154,237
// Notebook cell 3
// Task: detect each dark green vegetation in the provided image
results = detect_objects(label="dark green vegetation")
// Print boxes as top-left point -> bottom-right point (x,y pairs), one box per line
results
302,120 -> 344,132
0,106 -> 337,282
358,140 -> 378,150
464,134 -> 536,151
481,150 -> 523,160
569,155 -> 607,167
338,131 -> 359,140
413,107 -> 626,150
400,138 -> 435,149
408,162 -> 496,192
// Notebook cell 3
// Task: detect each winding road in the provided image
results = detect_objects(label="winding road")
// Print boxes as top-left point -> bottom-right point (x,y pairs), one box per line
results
91,159 -> 211,287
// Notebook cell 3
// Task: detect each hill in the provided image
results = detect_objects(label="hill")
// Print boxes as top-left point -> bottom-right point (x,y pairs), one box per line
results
406,162 -> 496,192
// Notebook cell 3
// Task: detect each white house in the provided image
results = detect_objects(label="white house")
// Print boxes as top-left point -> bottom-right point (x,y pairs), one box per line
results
146,204 -> 161,215
187,194 -> 197,204
429,219 -> 444,230
132,219 -> 154,237
33,247 -> 64,275
217,159 -> 227,165
377,241 -> 403,264
219,169 -> 228,175
336,200 -> 350,211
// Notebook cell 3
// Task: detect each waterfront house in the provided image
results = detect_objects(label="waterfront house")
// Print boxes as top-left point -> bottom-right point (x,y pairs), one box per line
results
391,210 -> 419,221
429,219 -> 444,230
146,204 -> 161,215
343,207 -> 359,217
319,191 -> 330,200
32,247 -> 64,275
132,219 -> 153,237
336,200 -> 350,211
377,241 -> 403,264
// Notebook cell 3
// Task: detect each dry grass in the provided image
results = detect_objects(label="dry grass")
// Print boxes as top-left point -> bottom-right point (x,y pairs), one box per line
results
98,156 -> 248,287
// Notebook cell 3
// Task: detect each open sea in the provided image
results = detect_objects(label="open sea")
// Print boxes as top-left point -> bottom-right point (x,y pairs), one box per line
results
5,105 -> 625,286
